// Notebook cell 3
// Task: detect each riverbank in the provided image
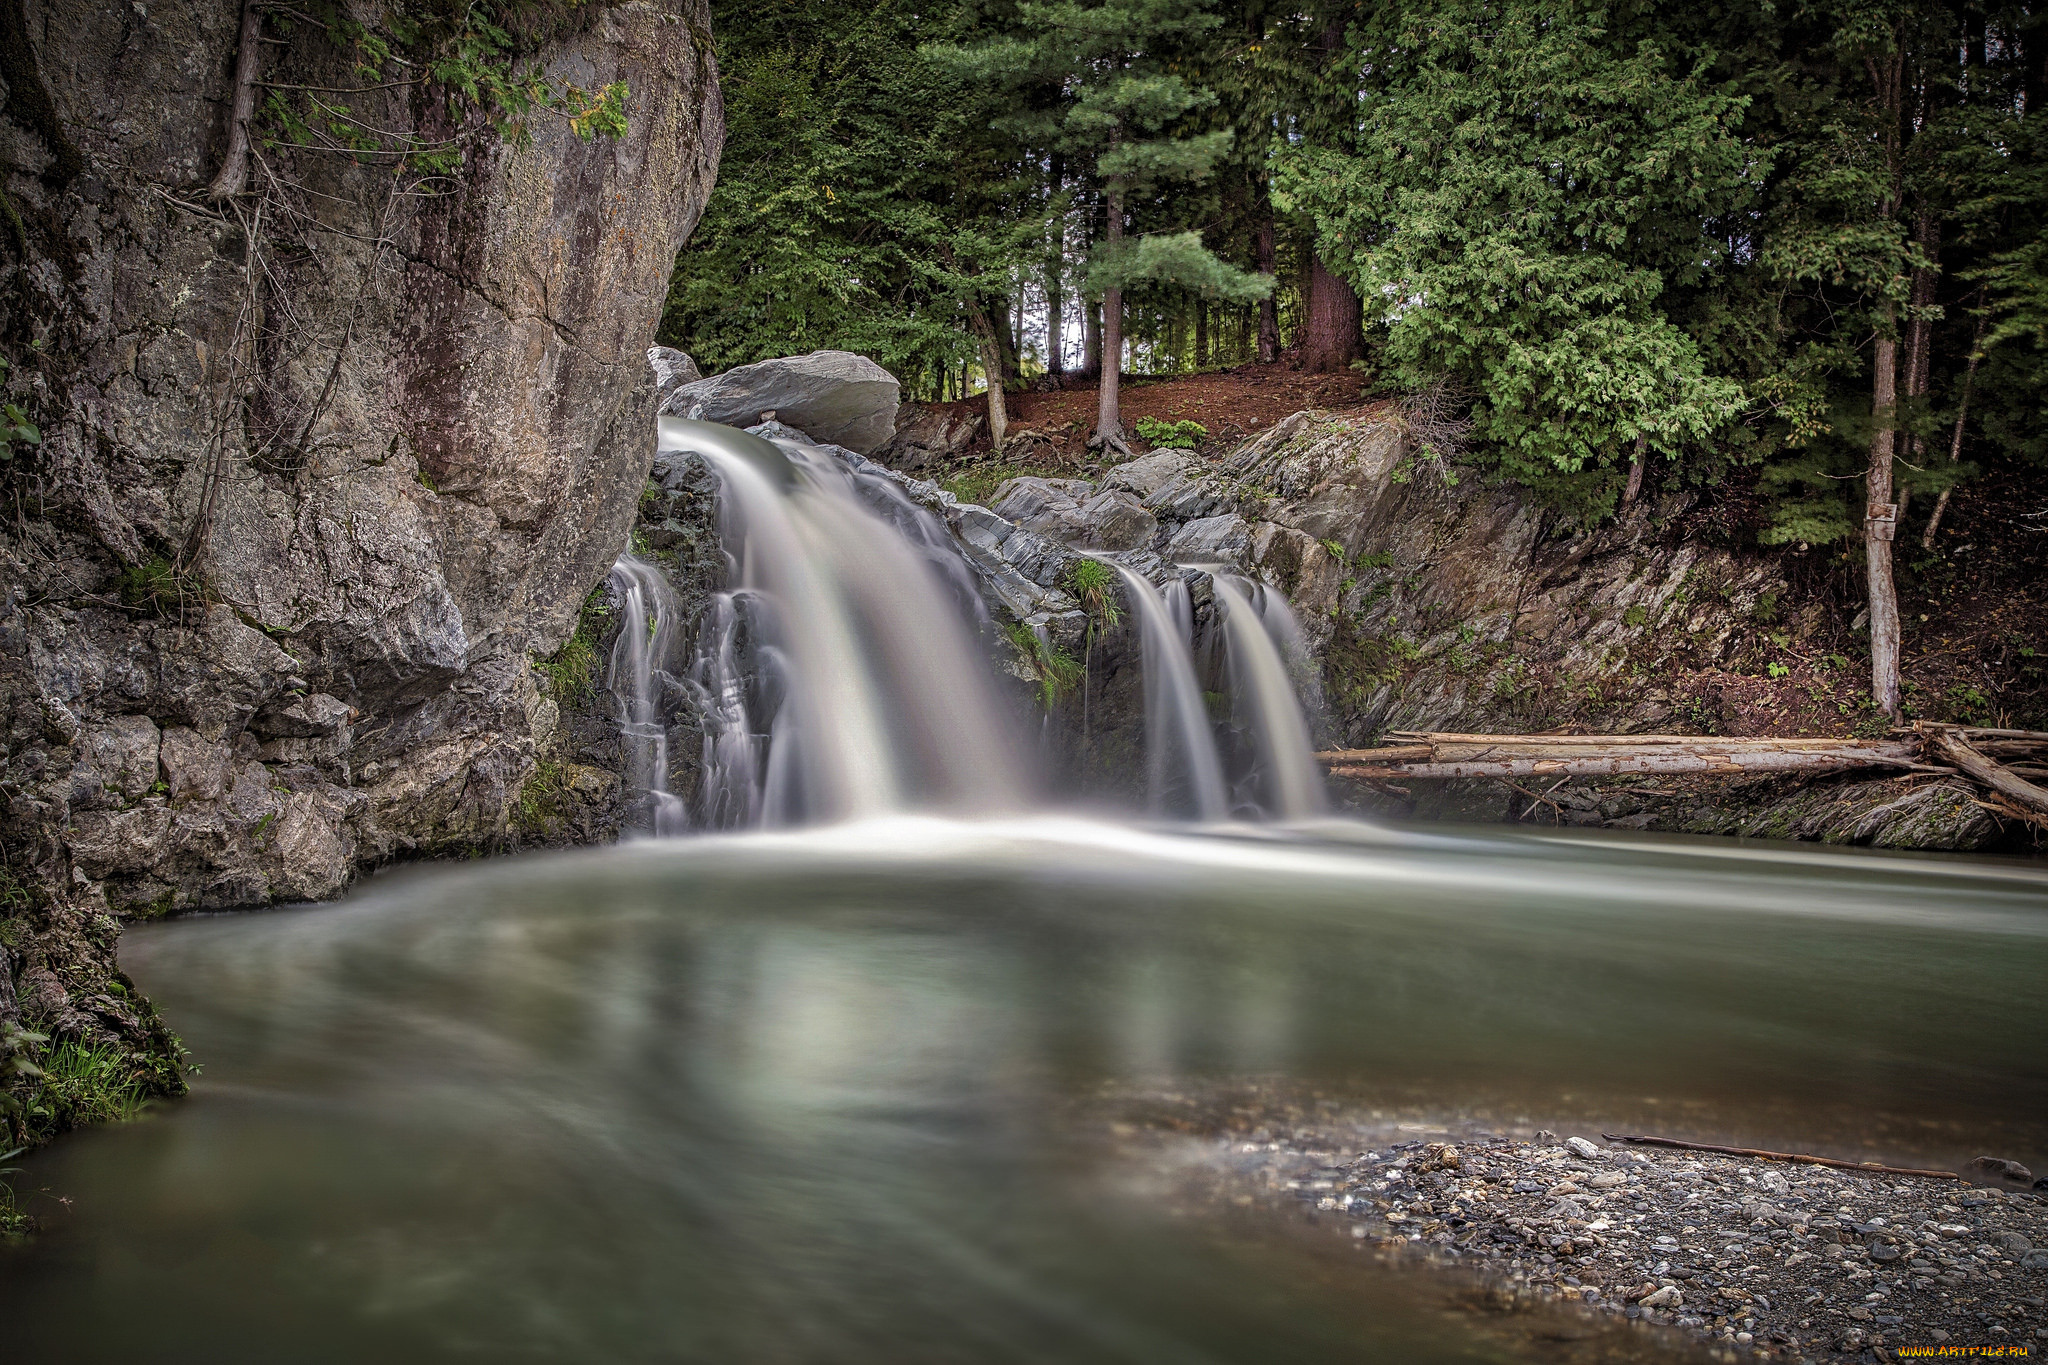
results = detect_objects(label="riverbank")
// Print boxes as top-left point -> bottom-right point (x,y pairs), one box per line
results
1106,1095 -> 2048,1362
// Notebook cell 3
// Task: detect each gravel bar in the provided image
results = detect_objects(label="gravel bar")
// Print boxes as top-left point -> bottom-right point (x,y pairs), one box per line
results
1158,1113 -> 2047,1361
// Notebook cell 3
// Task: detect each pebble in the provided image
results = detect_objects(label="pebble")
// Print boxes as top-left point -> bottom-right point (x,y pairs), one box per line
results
1135,1097 -> 2048,1363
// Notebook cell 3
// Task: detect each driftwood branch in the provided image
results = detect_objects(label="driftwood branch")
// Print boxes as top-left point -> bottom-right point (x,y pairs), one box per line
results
1928,729 -> 2048,820
1320,734 -> 1920,782
1602,1133 -> 1959,1181
206,0 -> 264,201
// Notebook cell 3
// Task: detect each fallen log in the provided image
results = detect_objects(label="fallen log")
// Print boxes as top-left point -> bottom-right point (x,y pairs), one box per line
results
1601,1133 -> 1960,1181
1928,729 -> 2048,820
1319,734 -> 1921,782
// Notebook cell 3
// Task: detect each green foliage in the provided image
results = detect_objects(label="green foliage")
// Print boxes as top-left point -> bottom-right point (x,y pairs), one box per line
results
925,0 -> 1271,322
664,0 -> 1028,386
515,759 -> 568,833
1133,416 -> 1208,448
536,588 -> 614,708
0,356 -> 39,462
116,556 -> 208,619
1063,558 -> 1125,635
942,463 -> 1041,508
257,1 -> 630,177
1277,0 -> 1749,517
1003,621 -> 1082,707
14,1035 -> 155,1146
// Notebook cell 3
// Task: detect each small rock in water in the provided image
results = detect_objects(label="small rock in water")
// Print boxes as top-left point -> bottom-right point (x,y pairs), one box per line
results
1565,1136 -> 1602,1159
1969,1156 -> 2036,1188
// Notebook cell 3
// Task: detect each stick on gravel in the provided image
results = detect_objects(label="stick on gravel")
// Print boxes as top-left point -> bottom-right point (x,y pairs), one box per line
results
1601,1133 -> 1961,1180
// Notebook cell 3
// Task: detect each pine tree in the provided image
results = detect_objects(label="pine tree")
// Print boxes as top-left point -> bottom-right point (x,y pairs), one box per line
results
928,0 -> 1271,446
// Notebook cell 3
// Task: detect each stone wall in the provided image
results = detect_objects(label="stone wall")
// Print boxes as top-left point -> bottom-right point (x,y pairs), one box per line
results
0,0 -> 722,1052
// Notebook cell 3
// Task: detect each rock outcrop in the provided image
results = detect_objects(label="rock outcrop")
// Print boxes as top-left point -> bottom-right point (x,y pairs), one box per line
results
875,402 -> 983,470
0,0 -> 723,1062
664,350 -> 900,453
870,409 -> 2011,851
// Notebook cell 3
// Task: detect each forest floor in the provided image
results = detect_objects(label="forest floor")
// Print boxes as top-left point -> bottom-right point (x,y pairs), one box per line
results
1094,1087 -> 2048,1365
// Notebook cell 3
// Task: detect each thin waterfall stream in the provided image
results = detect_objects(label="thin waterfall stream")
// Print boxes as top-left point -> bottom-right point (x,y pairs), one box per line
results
605,555 -> 689,835
1102,560 -> 1229,821
1209,573 -> 1328,819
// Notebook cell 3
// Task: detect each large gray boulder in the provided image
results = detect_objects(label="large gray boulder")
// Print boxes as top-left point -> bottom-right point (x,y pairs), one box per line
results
666,350 -> 901,454
648,346 -> 703,406
1103,448 -> 1210,500
990,477 -> 1157,552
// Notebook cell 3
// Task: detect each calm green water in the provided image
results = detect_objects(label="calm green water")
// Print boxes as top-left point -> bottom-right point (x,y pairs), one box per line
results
4,818 -> 2044,1362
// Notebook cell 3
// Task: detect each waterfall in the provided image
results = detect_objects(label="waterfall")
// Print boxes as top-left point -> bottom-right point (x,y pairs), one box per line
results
1103,561 -> 1229,821
1209,575 -> 1328,820
605,555 -> 690,835
662,418 -> 1024,827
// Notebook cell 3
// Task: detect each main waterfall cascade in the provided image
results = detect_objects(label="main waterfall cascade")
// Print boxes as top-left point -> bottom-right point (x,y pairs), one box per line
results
605,418 -> 1330,830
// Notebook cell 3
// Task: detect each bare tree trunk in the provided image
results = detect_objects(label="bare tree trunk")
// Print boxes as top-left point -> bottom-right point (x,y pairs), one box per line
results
1922,313 -> 1984,548
1080,300 -> 1101,382
1256,217 -> 1280,363
1621,434 -> 1647,510
207,0 -> 264,201
1896,212 -> 1939,527
1194,298 -> 1208,369
1096,182 -> 1124,443
1047,154 -> 1065,375
971,314 -> 1008,452
1867,315 -> 1903,720
1299,251 -> 1362,373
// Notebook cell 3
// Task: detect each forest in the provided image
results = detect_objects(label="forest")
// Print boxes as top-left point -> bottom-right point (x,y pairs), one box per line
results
665,0 -> 2047,642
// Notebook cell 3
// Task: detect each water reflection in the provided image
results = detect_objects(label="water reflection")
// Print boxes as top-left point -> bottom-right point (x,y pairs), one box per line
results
3,819 -> 2043,1361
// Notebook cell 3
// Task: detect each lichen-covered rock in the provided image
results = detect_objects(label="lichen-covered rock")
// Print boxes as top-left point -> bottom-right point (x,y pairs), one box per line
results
0,0 -> 723,1072
667,350 -> 900,453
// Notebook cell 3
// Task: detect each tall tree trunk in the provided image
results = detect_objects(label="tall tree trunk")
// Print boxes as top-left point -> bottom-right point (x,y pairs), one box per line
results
1097,182 -> 1125,442
1047,154 -> 1065,375
1621,434 -> 1647,510
1194,298 -> 1208,369
206,0 -> 264,200
1081,301 -> 1101,381
1922,313 -> 1985,548
1867,314 -> 1903,721
1896,212 -> 1939,527
991,291 -> 1020,386
1255,216 -> 1280,363
968,304 -> 1008,453
1300,251 -> 1362,373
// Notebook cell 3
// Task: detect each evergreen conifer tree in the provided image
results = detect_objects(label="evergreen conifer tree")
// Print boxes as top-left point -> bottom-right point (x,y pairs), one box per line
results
928,0 -> 1271,445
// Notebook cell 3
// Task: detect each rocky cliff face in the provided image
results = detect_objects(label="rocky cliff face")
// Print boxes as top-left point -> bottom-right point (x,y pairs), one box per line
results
0,1 -> 721,1054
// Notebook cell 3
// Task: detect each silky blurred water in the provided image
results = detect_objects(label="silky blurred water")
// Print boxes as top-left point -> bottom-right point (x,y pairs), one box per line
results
4,818 -> 2044,1362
